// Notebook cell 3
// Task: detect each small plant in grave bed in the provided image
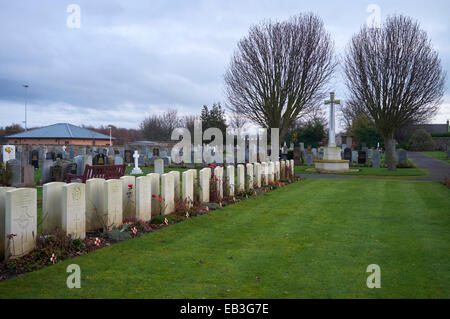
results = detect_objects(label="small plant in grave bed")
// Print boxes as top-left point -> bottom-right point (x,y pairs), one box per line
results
203,202 -> 222,211
122,217 -> 151,233
71,238 -> 86,251
107,225 -> 132,242
151,214 -> 184,225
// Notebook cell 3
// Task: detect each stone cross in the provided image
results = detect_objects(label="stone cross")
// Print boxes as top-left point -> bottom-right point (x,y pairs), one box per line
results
324,92 -> 340,147
131,150 -> 143,175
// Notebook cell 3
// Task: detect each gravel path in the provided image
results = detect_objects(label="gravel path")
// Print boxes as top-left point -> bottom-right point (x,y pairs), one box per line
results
407,152 -> 450,182
296,151 -> 450,182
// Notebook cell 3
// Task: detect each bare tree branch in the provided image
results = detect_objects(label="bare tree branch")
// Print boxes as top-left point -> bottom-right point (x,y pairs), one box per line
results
224,13 -> 337,142
344,15 -> 446,170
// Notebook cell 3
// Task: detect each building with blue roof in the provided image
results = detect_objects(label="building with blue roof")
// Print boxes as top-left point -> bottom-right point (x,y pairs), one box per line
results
6,123 -> 115,146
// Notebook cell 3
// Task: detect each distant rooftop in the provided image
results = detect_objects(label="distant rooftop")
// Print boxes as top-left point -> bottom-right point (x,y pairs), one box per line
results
129,140 -> 160,145
6,123 -> 115,140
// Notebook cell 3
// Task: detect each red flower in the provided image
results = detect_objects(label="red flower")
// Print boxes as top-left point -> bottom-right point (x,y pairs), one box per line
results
128,184 -> 133,189
152,194 -> 156,198
158,197 -> 163,202
213,164 -> 217,167
215,177 -> 219,181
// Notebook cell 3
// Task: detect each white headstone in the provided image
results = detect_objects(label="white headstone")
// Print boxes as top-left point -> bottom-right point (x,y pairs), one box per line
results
253,163 -> 261,188
275,161 -> 280,181
62,183 -> 86,239
236,164 -> 245,192
154,159 -> 164,175
187,169 -> 197,184
131,151 -> 143,175
85,178 -> 105,231
199,168 -> 210,203
2,145 -> 15,163
135,176 -> 152,221
0,187 -> 14,260
42,182 -> 66,233
226,165 -> 235,197
169,171 -> 181,199
182,170 -> 194,206
261,162 -> 268,186
290,159 -> 295,176
268,162 -> 275,183
104,179 -> 123,229
147,173 -> 160,216
73,155 -> 84,175
214,166 -> 224,199
161,173 -> 174,215
280,160 -> 286,179
5,188 -> 37,258
246,164 -> 254,190
83,154 -> 92,171
120,175 -> 136,219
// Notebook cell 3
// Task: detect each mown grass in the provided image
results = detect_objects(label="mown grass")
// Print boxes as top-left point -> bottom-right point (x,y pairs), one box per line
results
423,152 -> 450,164
295,165 -> 427,177
1,178 -> 449,298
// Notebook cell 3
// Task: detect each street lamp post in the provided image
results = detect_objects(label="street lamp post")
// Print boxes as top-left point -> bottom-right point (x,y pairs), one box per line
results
23,84 -> 29,131
108,125 -> 112,146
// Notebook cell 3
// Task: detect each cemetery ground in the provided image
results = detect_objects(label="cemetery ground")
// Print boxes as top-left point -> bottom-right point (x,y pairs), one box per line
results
0,177 -> 449,298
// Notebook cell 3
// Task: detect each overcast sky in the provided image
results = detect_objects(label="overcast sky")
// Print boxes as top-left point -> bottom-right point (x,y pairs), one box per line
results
0,0 -> 449,132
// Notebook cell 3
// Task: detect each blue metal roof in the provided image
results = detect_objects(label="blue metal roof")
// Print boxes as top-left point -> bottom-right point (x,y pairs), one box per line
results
6,123 -> 115,140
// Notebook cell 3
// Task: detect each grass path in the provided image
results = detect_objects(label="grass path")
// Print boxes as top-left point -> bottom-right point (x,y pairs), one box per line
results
1,178 -> 449,298
295,165 -> 427,177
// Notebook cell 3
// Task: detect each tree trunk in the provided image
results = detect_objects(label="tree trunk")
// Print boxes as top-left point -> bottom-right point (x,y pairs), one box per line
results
384,134 -> 396,171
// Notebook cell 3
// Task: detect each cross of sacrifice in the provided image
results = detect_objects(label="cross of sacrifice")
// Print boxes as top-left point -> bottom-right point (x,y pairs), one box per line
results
324,92 -> 340,147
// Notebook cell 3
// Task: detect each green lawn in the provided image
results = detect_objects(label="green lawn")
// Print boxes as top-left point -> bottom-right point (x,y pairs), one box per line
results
1,178 -> 449,298
295,165 -> 427,177
423,152 -> 450,164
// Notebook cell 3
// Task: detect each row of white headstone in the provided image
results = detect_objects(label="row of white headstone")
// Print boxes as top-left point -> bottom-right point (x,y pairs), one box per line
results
0,160 -> 294,260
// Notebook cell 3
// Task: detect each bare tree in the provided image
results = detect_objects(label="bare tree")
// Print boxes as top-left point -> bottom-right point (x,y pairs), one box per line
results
224,13 -> 337,143
339,99 -> 366,132
228,109 -> 248,131
180,114 -> 199,138
344,15 -> 445,170
140,109 -> 181,141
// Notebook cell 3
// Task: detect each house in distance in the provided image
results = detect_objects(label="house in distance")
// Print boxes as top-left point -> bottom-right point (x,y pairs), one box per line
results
6,123 -> 115,146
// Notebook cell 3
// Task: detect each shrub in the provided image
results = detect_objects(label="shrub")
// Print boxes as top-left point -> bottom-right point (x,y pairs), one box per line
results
431,132 -> 450,137
0,162 -> 13,186
107,228 -> 131,242
409,129 -> 435,151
